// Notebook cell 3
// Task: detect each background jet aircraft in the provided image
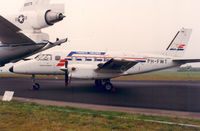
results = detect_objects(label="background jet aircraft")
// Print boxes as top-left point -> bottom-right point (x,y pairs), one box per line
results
0,0 -> 67,67
10,28 -> 200,91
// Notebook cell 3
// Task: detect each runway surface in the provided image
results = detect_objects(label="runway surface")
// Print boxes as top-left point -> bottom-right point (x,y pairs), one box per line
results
0,78 -> 200,112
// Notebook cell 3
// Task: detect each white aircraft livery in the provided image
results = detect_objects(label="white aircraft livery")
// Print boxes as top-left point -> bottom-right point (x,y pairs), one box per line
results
0,0 -> 67,67
10,28 -> 200,91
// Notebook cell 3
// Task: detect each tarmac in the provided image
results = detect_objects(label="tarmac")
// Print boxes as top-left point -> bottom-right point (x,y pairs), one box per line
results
1,78 -> 200,119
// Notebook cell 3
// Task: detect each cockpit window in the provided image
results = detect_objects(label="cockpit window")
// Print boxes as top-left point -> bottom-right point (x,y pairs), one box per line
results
35,54 -> 52,61
55,56 -> 61,61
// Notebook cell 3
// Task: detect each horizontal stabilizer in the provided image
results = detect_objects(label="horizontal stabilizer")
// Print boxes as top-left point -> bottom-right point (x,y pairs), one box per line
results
22,0 -> 65,13
22,0 -> 50,11
173,59 -> 200,64
97,58 -> 138,73
41,38 -> 67,51
50,4 -> 65,13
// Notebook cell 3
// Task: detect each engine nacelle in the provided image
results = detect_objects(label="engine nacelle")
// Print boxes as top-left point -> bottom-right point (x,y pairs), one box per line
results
25,9 -> 65,30
8,0 -> 66,31
45,10 -> 65,26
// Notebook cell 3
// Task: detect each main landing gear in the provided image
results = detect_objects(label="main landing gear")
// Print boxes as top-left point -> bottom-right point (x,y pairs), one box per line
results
31,74 -> 40,90
95,79 -> 116,92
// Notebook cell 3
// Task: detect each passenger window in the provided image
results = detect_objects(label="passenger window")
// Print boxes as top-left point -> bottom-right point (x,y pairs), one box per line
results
160,60 -> 164,64
96,58 -> 103,62
55,56 -> 61,61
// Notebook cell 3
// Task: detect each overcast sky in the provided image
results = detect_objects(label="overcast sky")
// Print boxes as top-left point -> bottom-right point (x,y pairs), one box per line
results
0,0 -> 200,59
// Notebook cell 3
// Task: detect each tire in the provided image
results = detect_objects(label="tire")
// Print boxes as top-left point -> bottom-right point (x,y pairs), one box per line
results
104,82 -> 113,92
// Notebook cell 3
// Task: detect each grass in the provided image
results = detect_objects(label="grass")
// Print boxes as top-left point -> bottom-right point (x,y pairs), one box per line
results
1,72 -> 200,81
115,72 -> 200,81
0,101 -> 200,131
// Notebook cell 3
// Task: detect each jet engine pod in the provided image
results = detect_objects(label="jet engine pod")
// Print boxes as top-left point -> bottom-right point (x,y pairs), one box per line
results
45,10 -> 65,25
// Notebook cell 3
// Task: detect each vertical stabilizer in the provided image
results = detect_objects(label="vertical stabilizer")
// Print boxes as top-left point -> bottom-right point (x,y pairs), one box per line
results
21,0 -> 50,11
16,0 -> 65,30
165,28 -> 192,57
21,0 -> 64,13
12,0 -> 65,43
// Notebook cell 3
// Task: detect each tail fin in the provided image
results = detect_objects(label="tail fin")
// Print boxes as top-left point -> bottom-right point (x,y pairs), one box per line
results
21,0 -> 64,13
165,28 -> 192,57
15,0 -> 65,31
21,0 -> 50,11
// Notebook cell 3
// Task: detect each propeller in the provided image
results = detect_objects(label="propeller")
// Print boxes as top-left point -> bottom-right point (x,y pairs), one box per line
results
65,60 -> 69,86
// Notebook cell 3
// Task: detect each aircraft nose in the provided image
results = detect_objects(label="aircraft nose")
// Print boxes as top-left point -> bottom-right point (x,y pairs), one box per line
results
9,66 -> 14,73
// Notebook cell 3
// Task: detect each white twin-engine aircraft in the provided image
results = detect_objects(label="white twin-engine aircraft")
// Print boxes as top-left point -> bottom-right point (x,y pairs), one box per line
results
0,0 -> 67,67
10,28 -> 200,91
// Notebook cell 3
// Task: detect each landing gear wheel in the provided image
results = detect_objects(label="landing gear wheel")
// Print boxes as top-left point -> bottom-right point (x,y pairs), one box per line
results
94,79 -> 116,92
31,74 -> 40,91
32,83 -> 40,90
104,82 -> 114,92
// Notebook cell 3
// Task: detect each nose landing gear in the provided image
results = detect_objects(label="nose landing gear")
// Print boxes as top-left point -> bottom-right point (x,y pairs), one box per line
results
31,74 -> 40,90
32,83 -> 40,90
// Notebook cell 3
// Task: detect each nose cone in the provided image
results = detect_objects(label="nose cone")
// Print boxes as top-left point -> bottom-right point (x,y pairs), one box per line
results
9,66 -> 14,73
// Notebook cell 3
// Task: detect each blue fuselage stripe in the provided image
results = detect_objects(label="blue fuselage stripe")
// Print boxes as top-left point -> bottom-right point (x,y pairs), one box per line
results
67,51 -> 106,57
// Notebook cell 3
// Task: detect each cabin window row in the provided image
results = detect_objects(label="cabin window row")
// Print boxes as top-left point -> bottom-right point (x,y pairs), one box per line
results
66,56 -> 109,62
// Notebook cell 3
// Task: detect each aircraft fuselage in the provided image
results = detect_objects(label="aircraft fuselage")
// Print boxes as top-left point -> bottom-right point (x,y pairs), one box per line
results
11,50 -> 180,79
0,43 -> 46,66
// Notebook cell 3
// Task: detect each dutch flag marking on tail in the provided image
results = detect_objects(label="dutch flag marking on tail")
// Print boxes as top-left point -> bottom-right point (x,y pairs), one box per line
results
165,28 -> 192,57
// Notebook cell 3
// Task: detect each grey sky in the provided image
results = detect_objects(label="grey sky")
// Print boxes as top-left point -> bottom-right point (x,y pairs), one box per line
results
0,0 -> 200,58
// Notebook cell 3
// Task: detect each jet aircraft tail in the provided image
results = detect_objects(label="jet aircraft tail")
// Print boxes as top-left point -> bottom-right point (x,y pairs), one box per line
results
6,0 -> 66,43
21,0 -> 50,11
21,0 -> 64,13
16,0 -> 65,31
165,28 -> 192,57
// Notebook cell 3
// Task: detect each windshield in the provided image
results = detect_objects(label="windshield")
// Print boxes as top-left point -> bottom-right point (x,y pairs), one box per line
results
35,54 -> 52,61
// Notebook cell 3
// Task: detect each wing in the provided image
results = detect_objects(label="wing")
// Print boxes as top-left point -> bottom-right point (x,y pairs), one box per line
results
173,59 -> 200,64
11,38 -> 68,63
97,58 -> 138,73
0,15 -> 35,44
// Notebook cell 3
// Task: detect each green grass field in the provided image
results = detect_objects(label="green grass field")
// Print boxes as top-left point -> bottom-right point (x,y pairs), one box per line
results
1,72 -> 200,81
115,72 -> 200,81
1,73 -> 200,130
0,101 -> 200,131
